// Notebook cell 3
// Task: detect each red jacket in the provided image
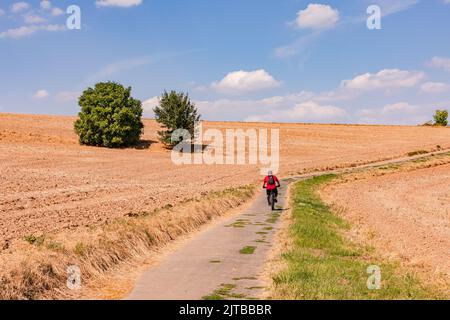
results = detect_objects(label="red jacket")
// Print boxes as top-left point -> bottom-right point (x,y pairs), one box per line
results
264,175 -> 279,190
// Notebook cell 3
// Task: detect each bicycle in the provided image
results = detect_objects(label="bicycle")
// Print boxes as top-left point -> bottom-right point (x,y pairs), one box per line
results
264,187 -> 277,211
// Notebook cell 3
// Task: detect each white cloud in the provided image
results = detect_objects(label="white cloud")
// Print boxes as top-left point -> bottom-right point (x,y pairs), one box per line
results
428,56 -> 450,72
51,7 -> 64,16
295,4 -> 339,30
277,4 -> 339,58
246,101 -> 346,123
195,91 -> 314,116
24,14 -> 47,24
0,2 -> 66,39
382,102 -> 419,114
277,1 -> 417,59
85,57 -> 151,82
55,91 -> 81,102
341,69 -> 425,91
194,81 -> 436,125
314,88 -> 358,102
274,31 -> 321,58
284,101 -> 347,119
195,65 -> 437,125
33,89 -> 49,99
420,82 -> 450,93
0,26 -> 35,38
40,1 -> 51,10
0,24 -> 65,39
211,69 -> 281,94
376,0 -> 419,16
193,90 -> 349,123
357,101 -> 433,125
11,2 -> 30,13
39,0 -> 63,16
96,0 -> 143,8
142,96 -> 160,114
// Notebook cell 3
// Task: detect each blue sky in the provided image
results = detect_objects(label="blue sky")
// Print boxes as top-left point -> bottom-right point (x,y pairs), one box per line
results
0,0 -> 449,124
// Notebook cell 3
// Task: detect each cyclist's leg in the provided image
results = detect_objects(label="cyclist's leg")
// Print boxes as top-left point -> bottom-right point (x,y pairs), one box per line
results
266,189 -> 271,205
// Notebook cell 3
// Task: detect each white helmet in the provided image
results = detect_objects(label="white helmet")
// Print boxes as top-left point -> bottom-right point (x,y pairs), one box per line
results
268,170 -> 273,175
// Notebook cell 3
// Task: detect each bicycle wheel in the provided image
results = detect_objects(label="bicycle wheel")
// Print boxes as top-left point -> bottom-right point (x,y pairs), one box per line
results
271,192 -> 275,211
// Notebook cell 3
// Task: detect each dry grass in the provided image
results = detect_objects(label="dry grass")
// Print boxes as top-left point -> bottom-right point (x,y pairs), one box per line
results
261,182 -> 295,299
265,154 -> 450,300
269,175 -> 447,300
0,185 -> 255,300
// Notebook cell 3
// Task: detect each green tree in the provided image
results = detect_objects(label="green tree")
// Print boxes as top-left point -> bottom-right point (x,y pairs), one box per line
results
153,91 -> 201,146
433,110 -> 448,127
74,82 -> 144,148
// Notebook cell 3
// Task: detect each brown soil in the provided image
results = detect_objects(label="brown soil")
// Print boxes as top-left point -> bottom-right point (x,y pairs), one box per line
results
1,112 -> 449,242
322,163 -> 450,282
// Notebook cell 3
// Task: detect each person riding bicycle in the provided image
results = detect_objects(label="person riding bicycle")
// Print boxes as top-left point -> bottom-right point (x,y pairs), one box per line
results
263,171 -> 281,205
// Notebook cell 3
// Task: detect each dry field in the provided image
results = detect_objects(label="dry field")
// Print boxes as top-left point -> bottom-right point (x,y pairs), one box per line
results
322,161 -> 450,283
1,113 -> 450,243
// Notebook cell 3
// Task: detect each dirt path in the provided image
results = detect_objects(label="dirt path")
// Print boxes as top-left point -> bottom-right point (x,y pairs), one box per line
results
128,149 -> 450,300
128,182 -> 290,300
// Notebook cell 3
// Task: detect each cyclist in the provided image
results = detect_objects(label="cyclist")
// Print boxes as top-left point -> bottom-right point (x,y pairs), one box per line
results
263,171 -> 281,205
